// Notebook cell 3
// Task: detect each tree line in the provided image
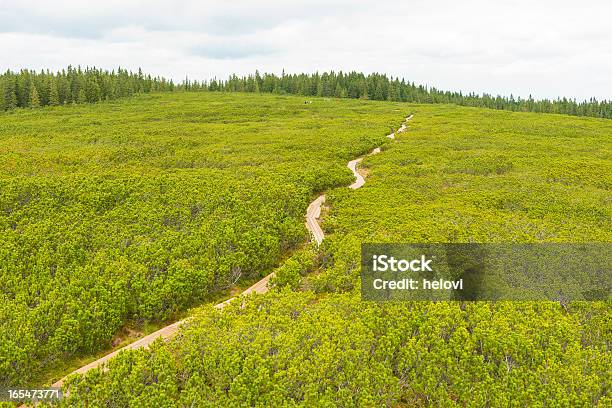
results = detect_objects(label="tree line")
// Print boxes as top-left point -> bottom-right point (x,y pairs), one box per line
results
0,66 -> 174,110
190,71 -> 612,119
1,67 -> 610,119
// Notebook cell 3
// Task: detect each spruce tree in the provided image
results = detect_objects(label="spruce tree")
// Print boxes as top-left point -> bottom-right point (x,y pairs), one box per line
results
388,83 -> 397,101
360,81 -> 368,100
334,83 -> 342,98
85,77 -> 101,103
6,81 -> 17,109
0,79 -> 5,111
48,80 -> 60,106
373,82 -> 384,100
29,85 -> 40,108
77,88 -> 87,104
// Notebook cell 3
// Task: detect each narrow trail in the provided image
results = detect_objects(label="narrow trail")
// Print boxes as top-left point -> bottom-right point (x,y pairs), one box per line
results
51,114 -> 413,389
305,195 -> 326,245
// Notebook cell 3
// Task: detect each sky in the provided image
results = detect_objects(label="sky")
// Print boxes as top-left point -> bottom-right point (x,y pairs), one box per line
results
1,0 -> 610,101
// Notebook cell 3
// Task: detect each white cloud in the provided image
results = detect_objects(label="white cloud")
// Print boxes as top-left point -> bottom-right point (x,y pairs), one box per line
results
0,0 -> 610,100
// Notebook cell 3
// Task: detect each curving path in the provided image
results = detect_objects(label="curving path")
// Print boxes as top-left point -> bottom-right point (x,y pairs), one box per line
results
51,114 -> 413,389
305,195 -> 326,245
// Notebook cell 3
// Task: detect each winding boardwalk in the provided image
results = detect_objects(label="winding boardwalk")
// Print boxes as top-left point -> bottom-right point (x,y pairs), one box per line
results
305,195 -> 326,245
51,114 -> 413,389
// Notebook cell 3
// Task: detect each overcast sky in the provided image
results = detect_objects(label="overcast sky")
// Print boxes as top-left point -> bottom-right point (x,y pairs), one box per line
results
1,0 -> 610,100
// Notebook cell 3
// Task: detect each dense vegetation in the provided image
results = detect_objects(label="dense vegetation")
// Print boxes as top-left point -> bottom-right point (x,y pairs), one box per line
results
0,67 -> 174,110
191,71 -> 612,119
57,104 -> 611,406
3,67 -> 611,119
0,92 -> 405,387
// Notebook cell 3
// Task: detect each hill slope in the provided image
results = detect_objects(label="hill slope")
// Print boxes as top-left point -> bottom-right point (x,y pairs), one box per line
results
56,104 -> 611,406
0,92 -> 405,386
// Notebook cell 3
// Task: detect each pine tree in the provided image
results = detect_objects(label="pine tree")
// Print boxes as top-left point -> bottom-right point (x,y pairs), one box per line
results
29,85 -> 40,108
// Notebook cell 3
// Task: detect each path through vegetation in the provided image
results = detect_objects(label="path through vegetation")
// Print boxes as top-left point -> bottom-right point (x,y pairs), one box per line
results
52,114 -> 413,387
